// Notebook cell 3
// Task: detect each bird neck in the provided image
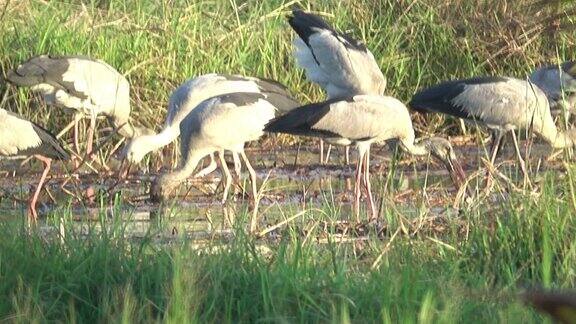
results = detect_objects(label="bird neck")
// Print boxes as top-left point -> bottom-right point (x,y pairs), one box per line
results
137,127 -> 180,157
546,128 -> 576,149
152,150 -> 209,197
112,117 -> 152,138
401,139 -> 430,156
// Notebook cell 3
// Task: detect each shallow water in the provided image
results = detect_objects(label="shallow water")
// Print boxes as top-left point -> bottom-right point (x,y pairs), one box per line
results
0,141 -> 565,242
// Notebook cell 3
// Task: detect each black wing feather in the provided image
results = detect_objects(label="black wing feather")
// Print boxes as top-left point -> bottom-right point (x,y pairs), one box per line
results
288,10 -> 367,52
409,76 -> 508,120
264,98 -> 342,138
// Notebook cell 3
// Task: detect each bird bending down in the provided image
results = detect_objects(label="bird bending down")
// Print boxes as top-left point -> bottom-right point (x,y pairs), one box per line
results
0,108 -> 69,221
122,73 -> 297,177
287,9 -> 386,164
6,55 -> 152,160
264,95 -> 466,221
409,76 -> 576,184
530,61 -> 576,120
150,92 -> 299,232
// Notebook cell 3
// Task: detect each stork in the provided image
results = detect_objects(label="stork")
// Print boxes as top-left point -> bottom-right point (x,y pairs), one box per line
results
0,108 -> 69,221
122,73 -> 297,176
530,61 -> 576,119
287,9 -> 386,164
409,76 -> 576,183
6,55 -> 152,159
150,92 -> 299,232
264,95 -> 466,220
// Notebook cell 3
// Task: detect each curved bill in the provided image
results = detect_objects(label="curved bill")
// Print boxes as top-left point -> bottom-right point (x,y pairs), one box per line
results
117,157 -> 132,180
442,156 -> 468,192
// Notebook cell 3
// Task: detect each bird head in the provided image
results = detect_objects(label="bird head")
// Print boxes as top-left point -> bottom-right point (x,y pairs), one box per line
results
5,57 -> 47,86
561,61 -> 576,93
150,174 -> 178,203
419,137 -> 467,189
563,61 -> 576,78
121,135 -> 154,164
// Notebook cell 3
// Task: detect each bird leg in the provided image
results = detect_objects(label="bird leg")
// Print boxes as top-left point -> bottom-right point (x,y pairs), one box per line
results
319,140 -> 325,164
325,144 -> 333,164
345,146 -> 350,165
485,129 -> 504,191
510,130 -> 532,189
240,151 -> 260,233
194,153 -> 218,178
85,114 -> 97,159
217,151 -> 232,204
232,152 -> 243,198
361,148 -> 377,220
29,155 -> 52,223
354,151 -> 365,223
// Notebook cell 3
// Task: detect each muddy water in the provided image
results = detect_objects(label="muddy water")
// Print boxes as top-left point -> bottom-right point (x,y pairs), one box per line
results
0,142 -> 564,241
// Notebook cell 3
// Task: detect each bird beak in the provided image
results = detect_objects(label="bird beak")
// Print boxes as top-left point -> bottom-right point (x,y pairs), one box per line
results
118,158 -> 132,180
443,156 -> 467,191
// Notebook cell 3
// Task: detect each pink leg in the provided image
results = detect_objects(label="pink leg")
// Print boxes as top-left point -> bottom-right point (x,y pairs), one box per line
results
325,144 -> 332,164
354,151 -> 365,222
345,146 -> 350,165
86,116 -> 96,157
29,156 -> 52,222
319,140 -> 325,164
361,149 -> 377,220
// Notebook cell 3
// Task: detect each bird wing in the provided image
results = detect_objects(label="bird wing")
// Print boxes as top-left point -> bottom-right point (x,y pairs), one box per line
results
8,55 -> 130,118
180,93 -> 276,151
288,10 -> 386,98
265,95 -> 409,142
409,76 -> 512,120
166,74 -> 298,128
0,109 -> 69,159
410,77 -> 552,129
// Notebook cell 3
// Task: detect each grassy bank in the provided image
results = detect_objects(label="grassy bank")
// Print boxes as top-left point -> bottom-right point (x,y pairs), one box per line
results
1,0 -> 576,322
0,170 -> 575,322
1,0 -> 574,137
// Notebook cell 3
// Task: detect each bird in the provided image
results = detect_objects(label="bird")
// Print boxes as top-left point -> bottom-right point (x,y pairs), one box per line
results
530,61 -> 576,118
287,9 -> 387,164
264,95 -> 466,221
150,92 -> 299,232
6,55 -> 152,159
122,73 -> 297,175
0,108 -> 69,221
409,76 -> 576,183
522,289 -> 576,324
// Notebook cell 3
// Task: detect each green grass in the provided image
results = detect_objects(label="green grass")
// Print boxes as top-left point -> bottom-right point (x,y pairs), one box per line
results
0,170 -> 575,322
1,0 -> 576,322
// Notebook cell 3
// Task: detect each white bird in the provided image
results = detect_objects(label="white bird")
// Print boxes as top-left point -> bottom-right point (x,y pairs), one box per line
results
6,55 -> 152,158
264,95 -> 466,220
409,76 -> 576,182
0,108 -> 69,221
122,73 -> 297,175
288,9 -> 387,164
530,61 -> 576,117
150,92 -> 299,232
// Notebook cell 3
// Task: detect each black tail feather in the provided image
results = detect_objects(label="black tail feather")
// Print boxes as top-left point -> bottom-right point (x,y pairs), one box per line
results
30,123 -> 70,160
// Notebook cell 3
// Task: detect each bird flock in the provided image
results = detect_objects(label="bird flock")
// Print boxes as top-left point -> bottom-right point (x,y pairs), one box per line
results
1,9 -> 576,230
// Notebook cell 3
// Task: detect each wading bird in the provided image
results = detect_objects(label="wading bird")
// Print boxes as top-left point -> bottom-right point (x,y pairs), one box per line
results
264,95 -> 466,221
122,73 -> 297,176
409,76 -> 576,183
530,61 -> 576,117
150,92 -> 299,232
287,9 -> 386,164
522,289 -> 576,324
6,55 -> 152,158
0,108 -> 69,221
